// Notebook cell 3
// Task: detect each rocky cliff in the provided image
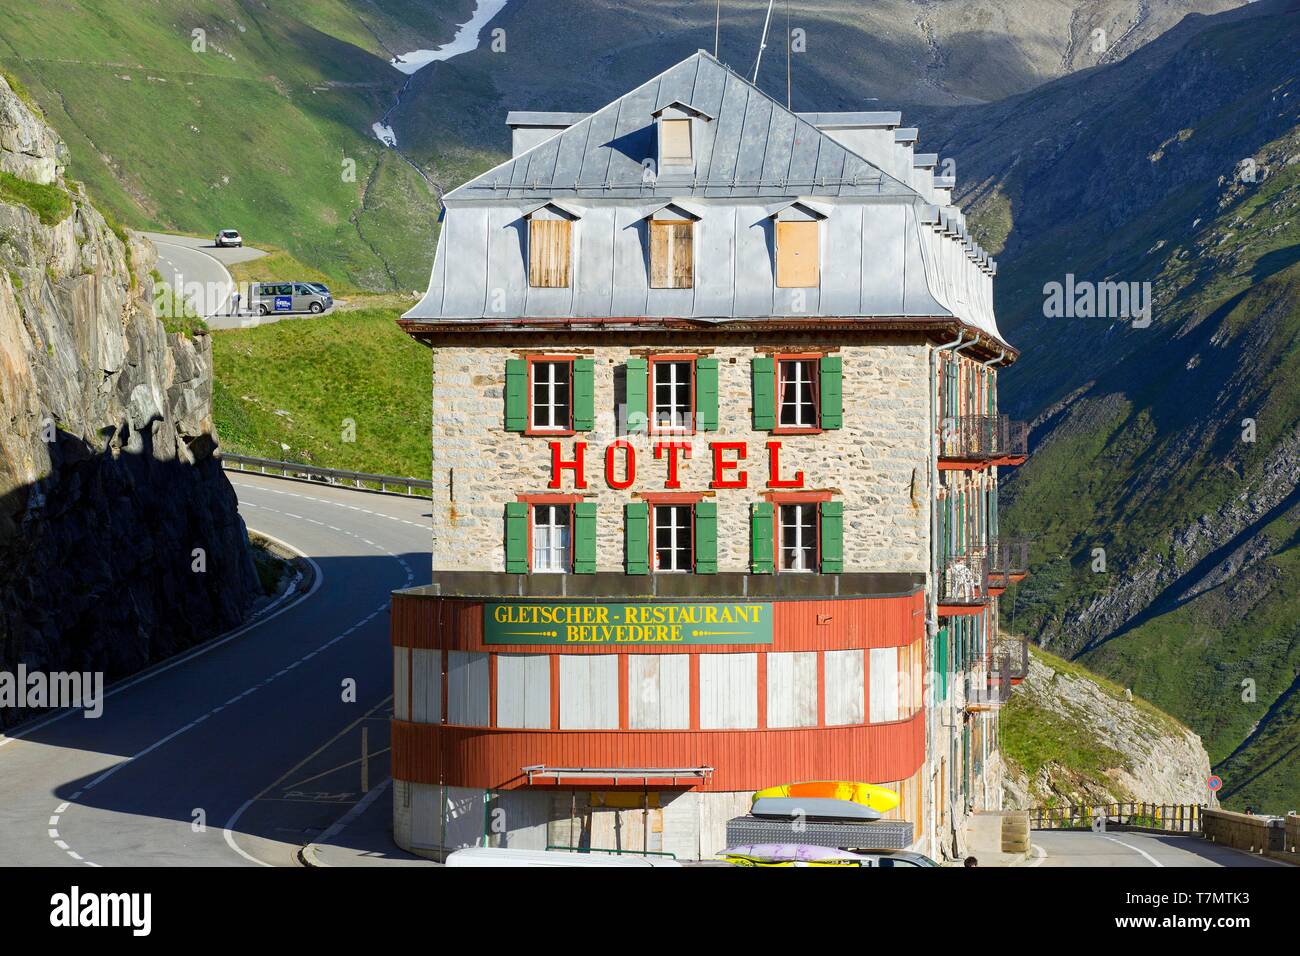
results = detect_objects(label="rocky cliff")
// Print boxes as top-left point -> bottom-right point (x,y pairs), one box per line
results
1001,649 -> 1211,809
0,74 -> 255,724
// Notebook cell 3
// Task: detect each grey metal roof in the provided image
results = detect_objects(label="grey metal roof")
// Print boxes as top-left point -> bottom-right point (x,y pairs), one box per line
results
797,111 -> 901,129
446,51 -> 919,203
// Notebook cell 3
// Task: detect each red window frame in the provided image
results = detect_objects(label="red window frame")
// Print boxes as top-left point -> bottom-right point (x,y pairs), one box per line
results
643,492 -> 704,573
525,355 -> 576,437
766,490 -> 834,573
773,353 -> 823,435
518,493 -> 581,573
647,354 -> 697,436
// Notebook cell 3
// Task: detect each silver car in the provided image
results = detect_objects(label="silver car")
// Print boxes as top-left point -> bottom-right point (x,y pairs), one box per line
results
215,229 -> 242,247
249,282 -> 333,316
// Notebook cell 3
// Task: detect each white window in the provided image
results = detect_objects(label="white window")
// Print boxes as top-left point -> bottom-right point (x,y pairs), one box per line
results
778,359 -> 818,428
654,504 -> 692,572
766,652 -> 817,728
699,654 -> 758,729
824,649 -> 864,726
628,655 -> 690,729
532,504 -> 571,573
652,360 -> 692,431
559,655 -> 618,729
869,646 -> 901,723
531,361 -> 571,430
779,503 -> 818,572
447,650 -> 489,726
496,654 -> 551,729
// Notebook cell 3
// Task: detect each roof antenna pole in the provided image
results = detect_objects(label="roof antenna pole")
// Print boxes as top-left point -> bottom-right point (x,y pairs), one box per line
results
752,0 -> 776,84
785,0 -> 792,109
715,0 -> 721,57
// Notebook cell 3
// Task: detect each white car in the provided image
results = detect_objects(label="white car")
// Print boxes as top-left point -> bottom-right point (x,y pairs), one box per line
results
215,229 -> 243,248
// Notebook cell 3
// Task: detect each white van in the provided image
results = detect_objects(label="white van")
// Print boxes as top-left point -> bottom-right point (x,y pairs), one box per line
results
445,847 -> 681,867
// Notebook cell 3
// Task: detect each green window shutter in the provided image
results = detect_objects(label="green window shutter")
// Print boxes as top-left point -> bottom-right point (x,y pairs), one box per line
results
572,358 -> 595,431
941,629 -> 951,702
625,358 -> 648,432
819,355 -> 843,429
624,502 -> 649,575
750,502 -> 774,574
751,357 -> 775,430
820,500 -> 844,573
696,358 -> 719,432
573,502 -> 597,574
505,501 -> 528,572
504,359 -> 528,432
694,500 -> 717,574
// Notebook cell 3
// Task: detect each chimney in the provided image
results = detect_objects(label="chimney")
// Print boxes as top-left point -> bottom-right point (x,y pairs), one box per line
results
798,111 -> 902,179
506,112 -> 590,157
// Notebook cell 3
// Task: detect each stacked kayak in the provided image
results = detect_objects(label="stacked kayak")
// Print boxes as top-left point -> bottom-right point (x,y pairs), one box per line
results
752,781 -> 900,814
751,796 -> 881,821
721,844 -> 868,867
725,780 -> 911,851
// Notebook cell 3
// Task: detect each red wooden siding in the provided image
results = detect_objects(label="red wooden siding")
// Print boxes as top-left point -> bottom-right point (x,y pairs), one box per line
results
391,591 -> 923,653
392,712 -> 925,792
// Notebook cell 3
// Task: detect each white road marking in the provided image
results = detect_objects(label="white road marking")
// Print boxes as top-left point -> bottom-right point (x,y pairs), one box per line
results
1103,835 -> 1165,867
36,482 -> 419,866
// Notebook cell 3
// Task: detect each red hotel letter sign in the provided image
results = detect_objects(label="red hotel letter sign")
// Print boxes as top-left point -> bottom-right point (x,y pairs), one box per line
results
548,441 -> 588,489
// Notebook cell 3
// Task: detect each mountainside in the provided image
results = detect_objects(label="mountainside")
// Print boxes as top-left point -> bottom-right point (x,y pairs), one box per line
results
0,75 -> 256,723
392,0 -> 1242,186
0,2 -> 1238,294
914,0 -> 1300,810
0,0 -> 465,291
1001,647 -> 1211,810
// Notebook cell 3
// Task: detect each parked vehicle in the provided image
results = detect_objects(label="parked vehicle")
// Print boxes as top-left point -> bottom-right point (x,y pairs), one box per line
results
848,850 -> 940,867
445,847 -> 681,867
215,229 -> 243,248
248,282 -> 333,316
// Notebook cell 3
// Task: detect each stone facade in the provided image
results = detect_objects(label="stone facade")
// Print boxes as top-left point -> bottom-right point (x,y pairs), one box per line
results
428,332 -> 933,575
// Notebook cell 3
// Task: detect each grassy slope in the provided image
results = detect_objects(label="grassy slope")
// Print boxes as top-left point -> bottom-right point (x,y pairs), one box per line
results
0,0 -> 447,290
211,306 -> 430,478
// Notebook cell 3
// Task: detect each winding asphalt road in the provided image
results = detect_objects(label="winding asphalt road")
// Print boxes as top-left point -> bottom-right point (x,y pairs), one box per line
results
0,474 -> 429,867
1029,830 -> 1290,868
145,232 -> 265,328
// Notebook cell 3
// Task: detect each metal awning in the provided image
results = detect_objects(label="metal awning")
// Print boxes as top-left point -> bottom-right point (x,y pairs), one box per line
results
522,765 -> 714,786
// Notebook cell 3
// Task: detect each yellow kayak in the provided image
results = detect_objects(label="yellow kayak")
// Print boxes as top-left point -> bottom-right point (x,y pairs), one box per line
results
752,781 -> 900,814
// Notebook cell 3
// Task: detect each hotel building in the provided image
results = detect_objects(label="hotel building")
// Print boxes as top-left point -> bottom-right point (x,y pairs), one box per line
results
390,51 -> 1028,861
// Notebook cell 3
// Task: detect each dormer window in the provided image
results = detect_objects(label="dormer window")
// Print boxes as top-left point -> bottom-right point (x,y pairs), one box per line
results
647,201 -> 702,289
524,201 -> 581,288
660,119 -> 692,166
652,102 -> 713,175
772,199 -> 831,289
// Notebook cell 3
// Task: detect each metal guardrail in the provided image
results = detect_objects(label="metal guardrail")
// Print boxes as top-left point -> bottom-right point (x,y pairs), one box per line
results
221,453 -> 434,498
1033,803 -> 1202,833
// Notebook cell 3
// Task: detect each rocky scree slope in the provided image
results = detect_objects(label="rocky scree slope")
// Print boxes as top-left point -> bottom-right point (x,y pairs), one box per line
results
1001,649 -> 1211,810
0,75 -> 256,725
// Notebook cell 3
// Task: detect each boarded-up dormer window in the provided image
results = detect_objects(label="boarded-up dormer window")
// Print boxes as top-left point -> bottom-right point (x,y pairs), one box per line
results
660,119 -> 692,166
776,220 -> 819,288
529,218 -> 571,288
650,220 -> 693,288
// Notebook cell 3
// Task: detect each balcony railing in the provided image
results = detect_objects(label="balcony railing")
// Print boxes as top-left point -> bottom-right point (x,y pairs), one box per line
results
993,634 -> 1029,684
938,547 -> 990,605
988,538 -> 1031,588
939,414 -> 1028,464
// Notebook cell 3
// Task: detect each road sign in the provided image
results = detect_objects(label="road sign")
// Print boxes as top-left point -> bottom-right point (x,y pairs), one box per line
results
1207,775 -> 1222,792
